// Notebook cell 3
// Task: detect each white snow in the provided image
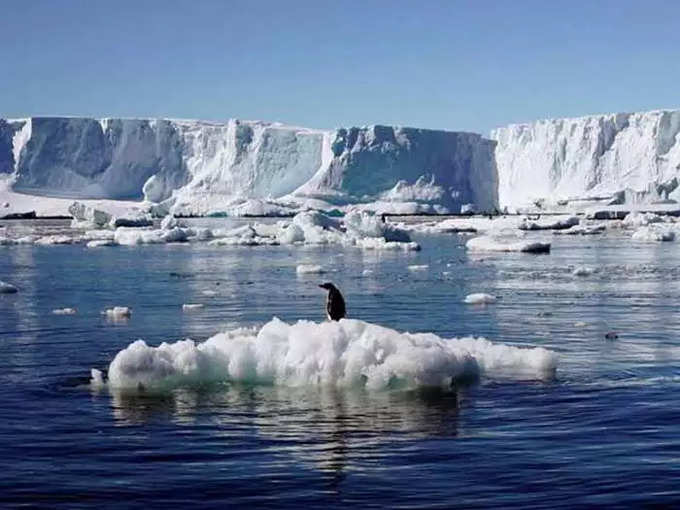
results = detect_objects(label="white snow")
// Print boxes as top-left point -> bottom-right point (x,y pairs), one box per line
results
572,266 -> 595,276
464,293 -> 497,304
1,117 -> 498,217
296,264 -> 325,274
103,306 -> 131,319
492,110 -> 680,210
52,307 -> 77,315
631,226 -> 676,242
0,280 -> 18,293
466,235 -> 551,253
96,317 -> 558,390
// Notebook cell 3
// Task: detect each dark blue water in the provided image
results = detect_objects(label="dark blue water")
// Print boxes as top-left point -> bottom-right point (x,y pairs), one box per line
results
1,221 -> 679,508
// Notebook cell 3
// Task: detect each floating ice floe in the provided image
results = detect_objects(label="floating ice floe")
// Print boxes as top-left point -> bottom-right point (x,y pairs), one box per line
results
87,240 -> 117,248
518,215 -> 579,231
622,211 -> 665,228
95,317 -> 558,391
407,264 -> 429,271
0,281 -> 18,293
464,293 -> 497,304
182,304 -> 204,311
466,235 -> 551,253
296,264 -> 325,274
52,307 -> 77,315
572,266 -> 595,276
553,224 -> 606,235
631,226 -> 676,242
103,306 -> 132,319
34,235 -> 75,245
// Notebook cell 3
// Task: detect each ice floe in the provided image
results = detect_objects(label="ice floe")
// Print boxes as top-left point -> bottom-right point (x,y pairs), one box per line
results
296,264 -> 325,274
103,306 -> 132,319
52,307 -> 77,315
96,318 -> 558,390
631,226 -> 676,242
0,281 -> 18,293
466,235 -> 551,253
464,293 -> 497,304
182,304 -> 204,311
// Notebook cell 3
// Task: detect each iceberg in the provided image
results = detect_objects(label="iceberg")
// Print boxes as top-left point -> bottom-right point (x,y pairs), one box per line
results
1,117 -> 498,217
492,110 -> 680,210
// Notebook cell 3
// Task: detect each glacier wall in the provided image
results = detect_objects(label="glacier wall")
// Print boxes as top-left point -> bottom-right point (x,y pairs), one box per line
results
1,116 -> 498,214
491,110 -> 680,208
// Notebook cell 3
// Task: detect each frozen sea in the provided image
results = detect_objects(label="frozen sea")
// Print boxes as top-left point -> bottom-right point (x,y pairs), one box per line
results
1,218 -> 679,508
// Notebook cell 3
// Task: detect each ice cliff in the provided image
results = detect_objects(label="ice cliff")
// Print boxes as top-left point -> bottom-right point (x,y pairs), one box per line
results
0,117 -> 498,215
492,110 -> 680,209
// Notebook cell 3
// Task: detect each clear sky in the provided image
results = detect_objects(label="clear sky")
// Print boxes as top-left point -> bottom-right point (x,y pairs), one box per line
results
2,0 -> 679,135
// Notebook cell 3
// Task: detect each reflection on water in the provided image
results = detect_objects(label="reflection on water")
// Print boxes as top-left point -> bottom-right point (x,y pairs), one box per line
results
106,384 -> 460,481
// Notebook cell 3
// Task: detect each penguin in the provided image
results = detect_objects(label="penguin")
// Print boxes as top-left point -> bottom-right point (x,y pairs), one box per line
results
318,282 -> 346,321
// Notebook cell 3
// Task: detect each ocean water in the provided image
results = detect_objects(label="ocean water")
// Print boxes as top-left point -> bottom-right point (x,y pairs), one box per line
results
1,220 -> 679,508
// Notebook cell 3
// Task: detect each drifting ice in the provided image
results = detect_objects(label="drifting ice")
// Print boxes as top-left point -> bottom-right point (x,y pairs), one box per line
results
96,318 -> 558,390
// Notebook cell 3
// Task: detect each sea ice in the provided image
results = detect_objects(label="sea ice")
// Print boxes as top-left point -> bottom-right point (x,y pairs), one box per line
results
631,226 -> 676,242
103,306 -> 132,319
52,307 -> 77,315
182,304 -> 204,311
296,264 -> 325,274
98,318 -> 558,390
466,235 -> 551,253
464,293 -> 497,304
572,266 -> 595,276
0,281 -> 18,293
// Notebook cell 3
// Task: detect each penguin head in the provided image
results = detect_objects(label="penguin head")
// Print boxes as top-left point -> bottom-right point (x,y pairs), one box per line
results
318,282 -> 336,291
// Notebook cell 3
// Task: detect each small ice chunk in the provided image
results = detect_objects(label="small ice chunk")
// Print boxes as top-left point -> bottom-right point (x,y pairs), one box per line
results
182,303 -> 204,311
34,235 -> 75,245
362,269 -> 374,275
52,307 -> 77,315
464,293 -> 497,304
90,368 -> 106,387
0,281 -> 18,294
574,321 -> 588,327
87,240 -> 117,248
201,290 -> 218,297
408,264 -> 429,271
467,235 -> 550,253
103,306 -> 131,319
631,226 -> 675,242
296,264 -> 325,274
572,266 -> 595,277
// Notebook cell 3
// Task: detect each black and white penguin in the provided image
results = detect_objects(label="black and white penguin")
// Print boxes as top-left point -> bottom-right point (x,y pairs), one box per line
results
318,282 -> 346,321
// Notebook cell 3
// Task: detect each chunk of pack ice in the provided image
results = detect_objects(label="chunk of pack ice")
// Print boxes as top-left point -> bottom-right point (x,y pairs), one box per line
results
182,303 -> 204,311
103,306 -> 131,319
519,215 -> 579,231
407,264 -> 429,271
572,266 -> 595,276
466,235 -> 551,253
296,264 -> 325,274
52,307 -> 77,315
34,235 -> 75,245
464,293 -> 497,304
631,226 -> 675,242
99,317 -> 559,390
68,201 -> 112,229
0,281 -> 18,293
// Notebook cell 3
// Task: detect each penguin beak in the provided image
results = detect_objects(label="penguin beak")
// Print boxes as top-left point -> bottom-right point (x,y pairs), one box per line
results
318,284 -> 325,289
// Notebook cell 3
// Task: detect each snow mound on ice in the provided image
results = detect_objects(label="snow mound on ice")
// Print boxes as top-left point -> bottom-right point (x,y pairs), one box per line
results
97,318 -> 558,390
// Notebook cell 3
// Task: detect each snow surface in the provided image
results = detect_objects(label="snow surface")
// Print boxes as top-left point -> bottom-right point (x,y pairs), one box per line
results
492,110 -> 680,210
96,317 -> 558,390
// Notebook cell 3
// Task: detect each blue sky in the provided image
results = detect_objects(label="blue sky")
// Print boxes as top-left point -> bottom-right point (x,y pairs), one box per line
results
2,0 -> 679,135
